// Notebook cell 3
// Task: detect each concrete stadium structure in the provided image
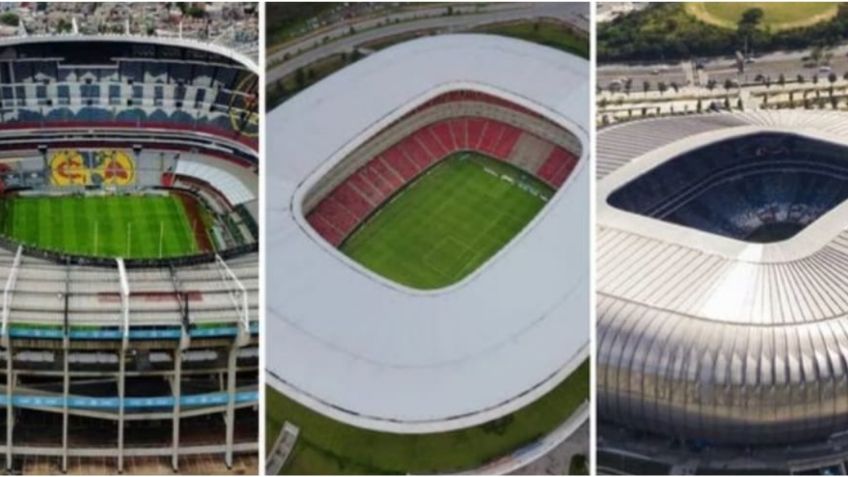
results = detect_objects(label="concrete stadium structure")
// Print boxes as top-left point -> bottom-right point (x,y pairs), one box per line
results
597,110 -> 848,474
267,31 -> 588,458
0,34 -> 259,474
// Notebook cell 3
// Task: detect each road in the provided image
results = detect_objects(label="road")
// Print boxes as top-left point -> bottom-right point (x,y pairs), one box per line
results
598,43 -> 848,91
512,421 -> 589,475
268,2 -> 589,85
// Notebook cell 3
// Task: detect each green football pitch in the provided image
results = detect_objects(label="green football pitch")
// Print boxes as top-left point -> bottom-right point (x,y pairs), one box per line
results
685,2 -> 838,31
266,360 -> 588,475
0,194 -> 202,259
341,153 -> 553,289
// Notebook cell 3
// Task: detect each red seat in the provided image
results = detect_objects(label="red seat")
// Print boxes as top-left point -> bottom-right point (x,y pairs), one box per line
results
449,118 -> 467,149
349,170 -> 385,204
331,182 -> 374,220
307,212 -> 344,246
398,137 -> 434,170
467,118 -> 487,149
430,122 -> 457,152
495,125 -> 522,160
382,148 -> 418,180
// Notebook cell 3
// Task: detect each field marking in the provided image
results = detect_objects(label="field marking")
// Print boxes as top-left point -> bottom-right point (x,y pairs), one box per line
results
342,152 -> 553,289
422,235 -> 476,280
3,194 -> 200,259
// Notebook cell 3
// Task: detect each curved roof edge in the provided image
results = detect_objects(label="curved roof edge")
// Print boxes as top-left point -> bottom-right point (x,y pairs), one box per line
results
0,33 -> 258,73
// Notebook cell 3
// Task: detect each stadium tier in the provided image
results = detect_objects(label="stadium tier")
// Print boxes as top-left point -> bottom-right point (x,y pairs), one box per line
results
303,91 -> 581,248
609,132 -> 848,242
0,36 -> 258,147
597,111 -> 848,473
268,33 -> 589,449
0,35 -> 258,474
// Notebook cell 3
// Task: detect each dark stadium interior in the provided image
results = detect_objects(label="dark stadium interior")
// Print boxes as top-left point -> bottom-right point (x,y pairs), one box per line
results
608,132 -> 848,243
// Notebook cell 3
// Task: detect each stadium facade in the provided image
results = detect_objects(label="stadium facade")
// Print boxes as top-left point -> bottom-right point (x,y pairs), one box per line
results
267,31 -> 588,462
0,34 -> 258,473
597,111 -> 848,474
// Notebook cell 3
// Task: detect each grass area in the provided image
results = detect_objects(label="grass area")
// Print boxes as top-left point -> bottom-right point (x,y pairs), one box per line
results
266,3 -> 341,48
685,2 -> 838,31
267,360 -> 589,474
267,52 -> 353,110
341,153 -> 552,290
475,20 -> 590,59
570,454 -> 589,475
0,194 -> 201,259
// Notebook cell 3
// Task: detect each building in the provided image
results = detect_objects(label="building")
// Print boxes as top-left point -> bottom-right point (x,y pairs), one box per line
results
597,111 -> 848,474
0,32 -> 258,474
267,34 -> 589,472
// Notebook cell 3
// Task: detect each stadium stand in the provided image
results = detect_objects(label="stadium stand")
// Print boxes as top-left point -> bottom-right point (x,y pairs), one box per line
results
0,34 -> 259,474
303,91 -> 582,246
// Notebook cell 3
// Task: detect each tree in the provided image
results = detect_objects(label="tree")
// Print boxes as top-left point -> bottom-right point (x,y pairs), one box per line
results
706,79 -> 717,93
56,18 -> 72,33
778,73 -> 786,88
624,78 -> 633,95
186,5 -> 205,18
643,80 -> 650,94
739,8 -> 764,27
670,81 -> 679,93
658,81 -> 668,95
295,68 -> 306,89
724,78 -> 734,93
797,74 -> 805,84
0,12 -> 19,27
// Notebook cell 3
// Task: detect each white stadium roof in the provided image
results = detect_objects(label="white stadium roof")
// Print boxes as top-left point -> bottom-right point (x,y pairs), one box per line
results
266,34 -> 589,433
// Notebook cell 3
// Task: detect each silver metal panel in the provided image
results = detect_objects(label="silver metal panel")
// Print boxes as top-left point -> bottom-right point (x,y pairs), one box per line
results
598,111 -> 848,444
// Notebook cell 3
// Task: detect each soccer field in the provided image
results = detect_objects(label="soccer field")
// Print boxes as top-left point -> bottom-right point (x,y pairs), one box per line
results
1,194 -> 203,259
685,2 -> 838,31
341,153 -> 553,290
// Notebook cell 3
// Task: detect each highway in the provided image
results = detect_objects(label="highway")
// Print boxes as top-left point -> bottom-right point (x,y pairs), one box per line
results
268,2 -> 589,85
598,43 -> 848,91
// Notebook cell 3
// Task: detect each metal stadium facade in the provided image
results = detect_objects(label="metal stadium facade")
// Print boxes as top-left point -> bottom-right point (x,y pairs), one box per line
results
597,111 -> 848,474
0,34 -> 259,474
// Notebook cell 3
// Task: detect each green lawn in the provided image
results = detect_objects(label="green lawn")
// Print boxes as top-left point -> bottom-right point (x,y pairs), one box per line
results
341,153 -> 552,290
0,194 -> 200,259
685,2 -> 838,31
476,21 -> 590,59
267,360 -> 589,474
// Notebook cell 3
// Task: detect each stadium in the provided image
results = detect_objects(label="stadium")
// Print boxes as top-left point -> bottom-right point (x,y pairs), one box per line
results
0,33 -> 259,474
267,34 -> 589,473
597,111 -> 848,474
